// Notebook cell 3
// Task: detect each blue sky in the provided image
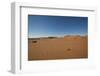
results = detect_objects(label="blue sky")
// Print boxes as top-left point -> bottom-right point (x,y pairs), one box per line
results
28,15 -> 88,38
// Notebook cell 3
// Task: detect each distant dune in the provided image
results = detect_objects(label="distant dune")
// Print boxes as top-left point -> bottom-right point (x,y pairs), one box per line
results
28,35 -> 88,60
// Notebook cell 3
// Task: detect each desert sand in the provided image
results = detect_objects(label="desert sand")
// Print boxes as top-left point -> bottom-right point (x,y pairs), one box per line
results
28,35 -> 88,60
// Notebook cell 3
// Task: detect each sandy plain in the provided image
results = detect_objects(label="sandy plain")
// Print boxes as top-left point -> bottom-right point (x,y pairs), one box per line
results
28,36 -> 88,60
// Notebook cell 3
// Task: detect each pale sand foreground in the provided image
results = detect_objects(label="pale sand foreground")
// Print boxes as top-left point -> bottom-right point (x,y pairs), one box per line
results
28,36 -> 88,60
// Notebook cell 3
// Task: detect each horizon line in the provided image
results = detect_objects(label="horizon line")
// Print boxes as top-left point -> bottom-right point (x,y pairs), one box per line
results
28,34 -> 88,39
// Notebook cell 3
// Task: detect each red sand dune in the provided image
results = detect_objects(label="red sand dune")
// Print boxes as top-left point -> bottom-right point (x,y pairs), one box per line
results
28,35 -> 88,60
